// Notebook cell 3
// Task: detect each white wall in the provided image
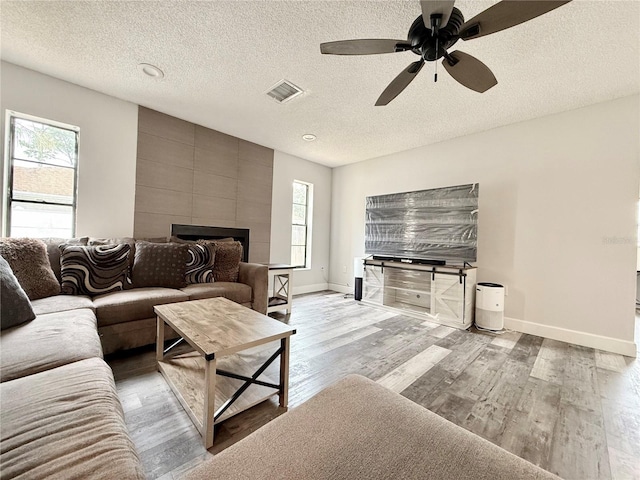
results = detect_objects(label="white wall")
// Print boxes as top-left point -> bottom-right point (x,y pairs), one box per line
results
271,151 -> 332,294
330,95 -> 639,356
1,62 -> 138,237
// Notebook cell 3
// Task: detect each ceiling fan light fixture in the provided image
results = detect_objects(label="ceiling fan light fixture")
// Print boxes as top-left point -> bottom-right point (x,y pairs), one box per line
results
319,0 -> 572,104
138,63 -> 164,79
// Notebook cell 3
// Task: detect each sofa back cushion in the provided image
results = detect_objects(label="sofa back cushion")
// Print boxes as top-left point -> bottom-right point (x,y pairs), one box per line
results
0,256 -> 36,330
60,244 -> 132,295
132,241 -> 189,289
0,238 -> 60,300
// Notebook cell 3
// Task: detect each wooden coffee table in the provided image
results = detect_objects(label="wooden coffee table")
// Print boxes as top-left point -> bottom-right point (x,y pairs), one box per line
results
154,297 -> 296,448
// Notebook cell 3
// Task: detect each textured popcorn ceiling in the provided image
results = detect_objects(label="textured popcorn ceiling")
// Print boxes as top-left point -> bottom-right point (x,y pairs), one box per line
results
1,1 -> 638,167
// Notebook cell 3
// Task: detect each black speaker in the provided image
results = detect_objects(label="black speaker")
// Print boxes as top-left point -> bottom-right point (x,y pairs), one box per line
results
354,277 -> 363,301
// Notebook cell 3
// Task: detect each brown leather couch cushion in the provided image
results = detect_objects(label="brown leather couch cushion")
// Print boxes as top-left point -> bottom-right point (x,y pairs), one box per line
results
181,282 -> 252,304
93,287 -> 189,327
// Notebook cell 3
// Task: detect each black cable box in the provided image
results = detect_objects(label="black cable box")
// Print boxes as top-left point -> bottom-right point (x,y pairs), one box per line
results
372,255 -> 446,266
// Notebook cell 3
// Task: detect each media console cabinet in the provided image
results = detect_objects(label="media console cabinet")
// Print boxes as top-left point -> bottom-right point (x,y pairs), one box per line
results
362,259 -> 477,329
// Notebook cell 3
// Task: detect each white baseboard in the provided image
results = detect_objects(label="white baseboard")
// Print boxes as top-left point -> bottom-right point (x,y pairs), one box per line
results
292,283 -> 329,296
328,283 -> 352,294
505,317 -> 637,358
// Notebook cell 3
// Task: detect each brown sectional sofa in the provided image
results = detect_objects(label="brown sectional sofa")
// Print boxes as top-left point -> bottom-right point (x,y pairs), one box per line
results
36,237 -> 268,354
0,236 -> 269,479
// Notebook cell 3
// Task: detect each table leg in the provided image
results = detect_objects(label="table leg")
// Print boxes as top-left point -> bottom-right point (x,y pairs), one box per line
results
204,357 -> 217,449
156,316 -> 165,363
279,336 -> 290,408
286,271 -> 293,314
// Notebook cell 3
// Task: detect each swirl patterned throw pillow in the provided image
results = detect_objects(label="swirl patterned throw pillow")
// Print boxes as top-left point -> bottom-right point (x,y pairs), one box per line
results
186,243 -> 216,284
60,244 -> 131,295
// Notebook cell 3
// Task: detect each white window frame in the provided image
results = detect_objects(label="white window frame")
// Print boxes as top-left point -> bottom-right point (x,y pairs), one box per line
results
291,180 -> 313,269
2,110 -> 80,237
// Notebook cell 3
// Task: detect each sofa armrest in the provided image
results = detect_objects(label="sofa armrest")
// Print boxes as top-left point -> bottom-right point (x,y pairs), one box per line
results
238,262 -> 268,314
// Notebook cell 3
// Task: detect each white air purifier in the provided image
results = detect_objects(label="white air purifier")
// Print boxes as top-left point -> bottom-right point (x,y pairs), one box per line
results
475,282 -> 505,331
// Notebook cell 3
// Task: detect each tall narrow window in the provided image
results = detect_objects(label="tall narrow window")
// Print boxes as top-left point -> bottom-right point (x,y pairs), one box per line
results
291,180 -> 312,268
3,112 -> 79,237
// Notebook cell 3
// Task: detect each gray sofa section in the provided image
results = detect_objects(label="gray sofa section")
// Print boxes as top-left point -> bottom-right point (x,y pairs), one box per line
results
183,375 -> 560,480
0,358 -> 145,480
0,306 -> 145,479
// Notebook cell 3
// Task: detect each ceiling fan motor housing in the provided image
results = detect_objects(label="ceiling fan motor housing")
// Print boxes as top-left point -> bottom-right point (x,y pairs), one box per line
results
409,7 -> 464,62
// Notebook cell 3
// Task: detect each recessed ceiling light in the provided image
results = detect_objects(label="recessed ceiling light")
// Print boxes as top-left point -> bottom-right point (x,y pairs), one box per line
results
302,134 -> 316,142
138,63 -> 164,79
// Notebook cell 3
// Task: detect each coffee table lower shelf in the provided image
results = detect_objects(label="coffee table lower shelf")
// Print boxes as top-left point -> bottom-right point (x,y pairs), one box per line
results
158,350 -> 279,432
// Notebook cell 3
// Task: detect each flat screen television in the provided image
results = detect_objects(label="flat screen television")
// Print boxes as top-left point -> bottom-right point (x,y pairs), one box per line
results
364,183 -> 478,264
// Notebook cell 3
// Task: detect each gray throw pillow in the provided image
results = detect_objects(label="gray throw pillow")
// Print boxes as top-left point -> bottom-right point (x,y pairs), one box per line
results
0,238 -> 61,300
186,243 -> 216,284
60,244 -> 132,295
0,255 -> 36,330
132,241 -> 189,289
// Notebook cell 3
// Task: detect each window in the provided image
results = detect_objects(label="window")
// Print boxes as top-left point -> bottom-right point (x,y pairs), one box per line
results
3,112 -> 79,237
291,180 -> 312,268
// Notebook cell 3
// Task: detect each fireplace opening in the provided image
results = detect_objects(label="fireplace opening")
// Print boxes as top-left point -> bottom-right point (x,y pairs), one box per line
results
171,224 -> 250,263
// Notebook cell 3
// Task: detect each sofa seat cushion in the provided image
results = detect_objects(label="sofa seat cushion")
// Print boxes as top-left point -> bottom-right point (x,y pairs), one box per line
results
181,282 -> 252,304
0,308 -> 102,382
30,294 -> 95,316
0,357 -> 145,480
93,287 -> 189,327
183,374 -> 559,480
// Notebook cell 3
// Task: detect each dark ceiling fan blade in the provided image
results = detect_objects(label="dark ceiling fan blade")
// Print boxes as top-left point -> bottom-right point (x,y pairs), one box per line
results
420,1 -> 456,28
375,60 -> 425,106
459,0 -> 571,40
442,51 -> 497,93
320,39 -> 408,55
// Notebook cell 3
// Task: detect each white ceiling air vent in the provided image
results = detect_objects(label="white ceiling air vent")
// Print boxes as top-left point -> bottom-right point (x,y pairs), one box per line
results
266,80 -> 304,104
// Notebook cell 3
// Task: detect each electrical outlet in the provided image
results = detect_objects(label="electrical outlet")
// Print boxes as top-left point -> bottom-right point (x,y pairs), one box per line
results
342,265 -> 347,273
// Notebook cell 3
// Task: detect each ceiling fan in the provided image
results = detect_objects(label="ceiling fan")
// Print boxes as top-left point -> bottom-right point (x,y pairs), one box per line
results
320,0 -> 571,105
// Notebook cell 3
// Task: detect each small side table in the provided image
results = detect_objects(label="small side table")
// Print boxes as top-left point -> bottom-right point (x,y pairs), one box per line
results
266,264 -> 294,314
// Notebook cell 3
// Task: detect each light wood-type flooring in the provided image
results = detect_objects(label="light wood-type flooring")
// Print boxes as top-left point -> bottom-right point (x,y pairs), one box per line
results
108,292 -> 640,480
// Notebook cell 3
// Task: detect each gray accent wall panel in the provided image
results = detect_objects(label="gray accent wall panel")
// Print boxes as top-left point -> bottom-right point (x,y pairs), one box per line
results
134,107 -> 273,263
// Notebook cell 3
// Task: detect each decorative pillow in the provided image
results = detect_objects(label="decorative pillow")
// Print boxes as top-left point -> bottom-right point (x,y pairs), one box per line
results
0,256 -> 36,330
40,237 -> 89,282
132,241 -> 189,289
186,243 -> 216,284
199,240 -> 242,282
60,244 -> 131,295
0,238 -> 60,300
